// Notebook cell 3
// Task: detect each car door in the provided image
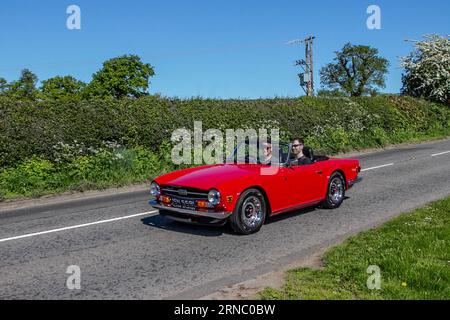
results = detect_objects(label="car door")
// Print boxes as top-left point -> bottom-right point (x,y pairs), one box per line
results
285,161 -> 325,206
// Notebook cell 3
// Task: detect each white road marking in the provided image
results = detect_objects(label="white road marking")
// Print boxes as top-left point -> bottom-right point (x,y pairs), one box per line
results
0,210 -> 157,243
361,163 -> 394,172
431,150 -> 450,157
361,150 -> 449,172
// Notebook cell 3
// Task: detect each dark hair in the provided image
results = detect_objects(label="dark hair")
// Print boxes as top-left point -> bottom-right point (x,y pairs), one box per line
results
292,137 -> 304,145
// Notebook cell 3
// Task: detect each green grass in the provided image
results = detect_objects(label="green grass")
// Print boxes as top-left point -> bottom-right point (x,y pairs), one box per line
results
259,197 -> 450,300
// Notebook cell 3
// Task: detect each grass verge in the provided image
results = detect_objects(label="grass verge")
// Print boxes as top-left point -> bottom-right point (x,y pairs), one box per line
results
259,197 -> 450,300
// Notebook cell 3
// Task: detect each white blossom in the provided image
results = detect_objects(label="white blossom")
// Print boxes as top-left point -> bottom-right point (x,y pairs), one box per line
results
400,34 -> 450,104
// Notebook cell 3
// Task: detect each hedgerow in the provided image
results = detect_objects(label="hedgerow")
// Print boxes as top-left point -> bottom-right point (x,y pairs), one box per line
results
1,95 -> 449,167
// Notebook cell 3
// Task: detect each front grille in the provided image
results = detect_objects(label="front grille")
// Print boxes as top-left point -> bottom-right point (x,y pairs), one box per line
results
161,185 -> 209,200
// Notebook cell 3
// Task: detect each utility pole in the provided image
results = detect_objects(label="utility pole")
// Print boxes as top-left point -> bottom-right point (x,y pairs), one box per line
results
287,36 -> 315,96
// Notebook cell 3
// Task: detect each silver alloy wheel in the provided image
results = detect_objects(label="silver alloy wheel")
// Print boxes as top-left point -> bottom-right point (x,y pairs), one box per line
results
329,177 -> 344,204
242,196 -> 263,229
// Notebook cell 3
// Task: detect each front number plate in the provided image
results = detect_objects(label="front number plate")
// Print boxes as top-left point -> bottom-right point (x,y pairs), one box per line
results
171,198 -> 196,210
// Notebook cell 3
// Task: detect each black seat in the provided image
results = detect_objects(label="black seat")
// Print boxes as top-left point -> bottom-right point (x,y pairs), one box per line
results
303,146 -> 314,162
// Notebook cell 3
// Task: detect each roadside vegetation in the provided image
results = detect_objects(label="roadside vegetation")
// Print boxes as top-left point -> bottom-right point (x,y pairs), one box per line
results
259,196 -> 450,300
0,144 -> 174,199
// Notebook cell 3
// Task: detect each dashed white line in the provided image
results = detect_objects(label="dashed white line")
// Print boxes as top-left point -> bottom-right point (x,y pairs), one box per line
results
431,150 -> 450,157
361,163 -> 394,172
0,210 -> 157,243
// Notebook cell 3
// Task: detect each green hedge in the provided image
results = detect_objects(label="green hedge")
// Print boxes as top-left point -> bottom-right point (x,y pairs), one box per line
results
0,145 -> 174,199
1,95 -> 449,168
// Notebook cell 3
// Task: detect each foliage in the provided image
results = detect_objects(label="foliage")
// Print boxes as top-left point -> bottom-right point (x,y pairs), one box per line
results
0,95 -> 449,168
0,145 -> 172,199
0,77 -> 7,93
316,89 -> 347,97
7,69 -> 39,99
401,34 -> 450,105
40,75 -> 86,100
85,55 -> 155,99
0,55 -> 155,100
260,197 -> 450,300
320,43 -> 390,97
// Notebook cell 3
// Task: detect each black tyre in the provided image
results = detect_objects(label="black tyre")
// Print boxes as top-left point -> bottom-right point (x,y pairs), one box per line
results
230,188 -> 267,235
322,172 -> 345,209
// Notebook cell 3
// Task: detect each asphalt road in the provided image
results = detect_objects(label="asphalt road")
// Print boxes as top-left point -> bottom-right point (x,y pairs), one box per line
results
0,139 -> 449,299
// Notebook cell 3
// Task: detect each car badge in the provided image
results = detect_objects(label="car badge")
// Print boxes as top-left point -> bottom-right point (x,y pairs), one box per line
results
178,189 -> 188,196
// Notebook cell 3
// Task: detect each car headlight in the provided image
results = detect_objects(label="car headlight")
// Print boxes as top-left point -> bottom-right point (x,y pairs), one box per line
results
150,182 -> 160,196
208,189 -> 221,206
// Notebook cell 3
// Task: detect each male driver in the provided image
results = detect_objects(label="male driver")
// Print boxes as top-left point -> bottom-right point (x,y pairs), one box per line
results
291,138 -> 312,165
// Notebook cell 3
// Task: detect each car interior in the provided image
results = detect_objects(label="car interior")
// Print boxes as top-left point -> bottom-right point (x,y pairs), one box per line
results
288,146 -> 329,165
231,141 -> 329,165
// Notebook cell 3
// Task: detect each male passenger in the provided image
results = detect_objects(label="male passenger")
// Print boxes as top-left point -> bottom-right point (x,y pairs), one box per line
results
291,138 -> 312,165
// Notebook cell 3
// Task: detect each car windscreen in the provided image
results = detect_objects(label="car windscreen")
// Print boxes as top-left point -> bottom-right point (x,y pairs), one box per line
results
227,141 -> 290,165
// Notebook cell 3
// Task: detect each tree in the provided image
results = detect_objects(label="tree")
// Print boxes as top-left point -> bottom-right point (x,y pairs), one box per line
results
85,55 -> 155,99
41,75 -> 86,99
320,43 -> 389,96
8,69 -> 39,99
401,34 -> 449,105
317,89 -> 347,97
0,77 -> 8,94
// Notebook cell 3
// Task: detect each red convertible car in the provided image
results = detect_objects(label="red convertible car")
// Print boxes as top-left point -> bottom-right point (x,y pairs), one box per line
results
149,142 -> 362,234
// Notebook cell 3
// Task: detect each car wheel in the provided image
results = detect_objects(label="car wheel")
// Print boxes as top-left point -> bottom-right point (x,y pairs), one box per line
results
322,172 -> 345,209
230,188 -> 267,235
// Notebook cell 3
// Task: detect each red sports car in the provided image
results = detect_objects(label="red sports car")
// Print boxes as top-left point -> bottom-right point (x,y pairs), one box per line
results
149,142 -> 362,234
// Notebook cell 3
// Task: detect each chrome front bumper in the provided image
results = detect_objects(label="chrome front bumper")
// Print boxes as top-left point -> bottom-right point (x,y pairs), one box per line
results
149,200 -> 232,220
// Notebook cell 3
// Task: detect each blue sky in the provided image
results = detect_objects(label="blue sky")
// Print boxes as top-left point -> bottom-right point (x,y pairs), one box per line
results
0,0 -> 448,98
